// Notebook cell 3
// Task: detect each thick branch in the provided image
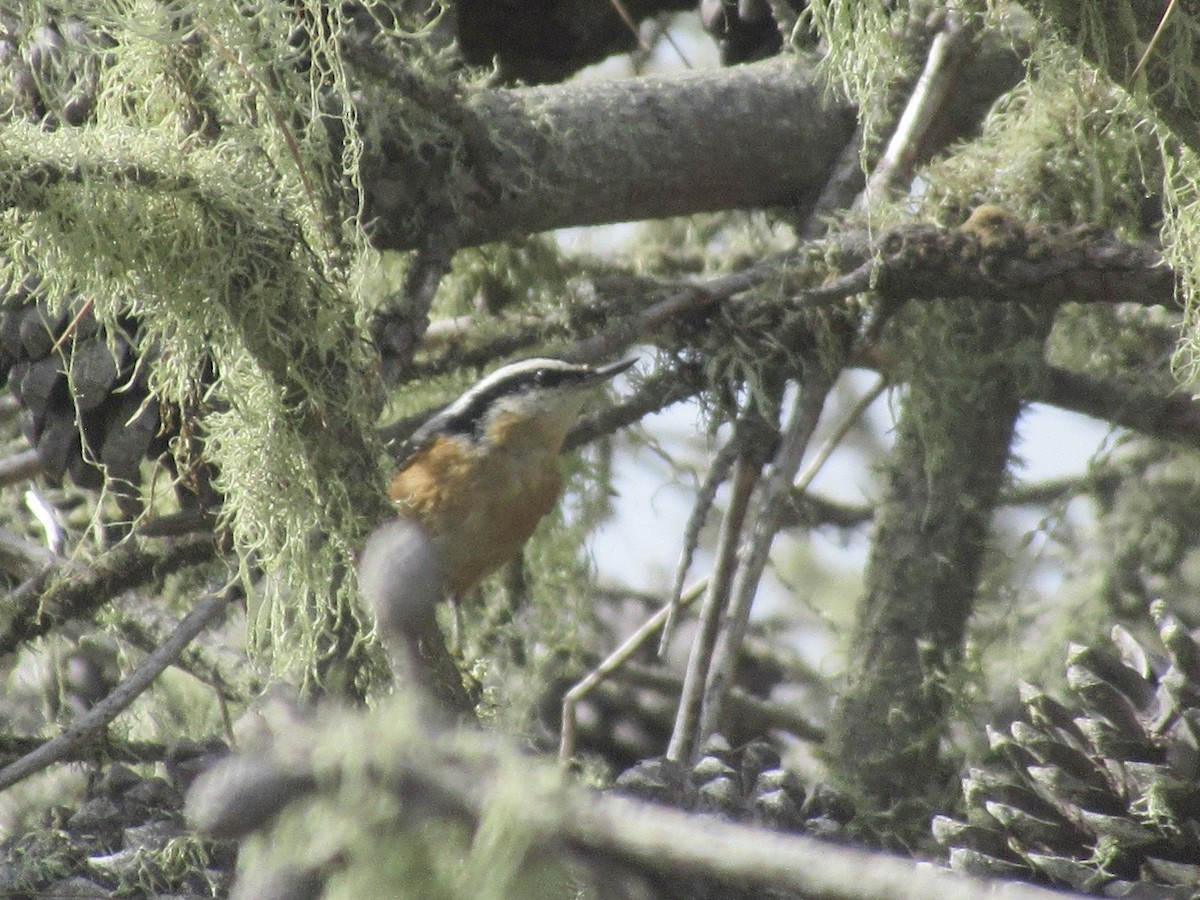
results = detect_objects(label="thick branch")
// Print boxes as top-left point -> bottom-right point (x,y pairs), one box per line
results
194,702 -> 1083,900
868,217 -> 1176,309
829,300 -> 1056,814
1038,366 -> 1200,449
842,214 -> 1177,309
363,57 -> 857,251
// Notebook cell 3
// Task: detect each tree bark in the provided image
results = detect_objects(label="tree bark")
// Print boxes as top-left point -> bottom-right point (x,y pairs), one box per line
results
828,301 -> 1055,816
363,57 -> 858,251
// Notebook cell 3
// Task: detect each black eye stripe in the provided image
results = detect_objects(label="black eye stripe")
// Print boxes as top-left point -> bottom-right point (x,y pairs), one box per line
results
434,367 -> 579,436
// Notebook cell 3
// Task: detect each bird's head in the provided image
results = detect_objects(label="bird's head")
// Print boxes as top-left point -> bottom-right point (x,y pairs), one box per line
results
420,356 -> 636,453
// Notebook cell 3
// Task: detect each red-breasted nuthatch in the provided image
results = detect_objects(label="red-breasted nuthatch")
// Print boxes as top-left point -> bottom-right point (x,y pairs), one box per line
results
358,356 -> 633,699
383,355 -> 635,598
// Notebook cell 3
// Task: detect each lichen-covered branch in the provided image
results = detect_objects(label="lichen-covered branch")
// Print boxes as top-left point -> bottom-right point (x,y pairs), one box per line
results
0,534 -> 219,659
188,698 -> 1082,900
827,298 -> 1056,818
1025,1 -> 1200,155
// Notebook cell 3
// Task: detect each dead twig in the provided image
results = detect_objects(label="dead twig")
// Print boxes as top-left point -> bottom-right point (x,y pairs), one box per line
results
0,586 -> 233,791
701,367 -> 838,738
659,434 -> 739,657
666,441 -> 763,763
0,533 -> 220,658
110,590 -> 255,705
858,20 -> 971,210
559,577 -> 707,763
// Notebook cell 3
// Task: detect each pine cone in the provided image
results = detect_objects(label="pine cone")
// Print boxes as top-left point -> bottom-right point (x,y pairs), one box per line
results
935,601 -> 1200,896
0,11 -> 109,128
612,733 -> 849,840
0,276 -> 169,513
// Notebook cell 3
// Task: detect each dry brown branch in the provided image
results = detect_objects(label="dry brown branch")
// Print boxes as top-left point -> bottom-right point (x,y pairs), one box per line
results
0,586 -> 233,791
667,441 -> 764,762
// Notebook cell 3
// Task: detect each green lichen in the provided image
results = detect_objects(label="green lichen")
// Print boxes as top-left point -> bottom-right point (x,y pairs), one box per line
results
0,1 -> 460,690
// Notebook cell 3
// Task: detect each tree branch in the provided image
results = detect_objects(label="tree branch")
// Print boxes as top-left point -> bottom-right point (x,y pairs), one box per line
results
868,216 -> 1177,308
195,701 -> 1086,900
363,57 -> 857,251
830,296 -> 1057,814
0,586 -> 232,791
701,365 -> 838,740
0,534 -> 219,658
1037,366 -> 1200,449
1024,1 -> 1200,155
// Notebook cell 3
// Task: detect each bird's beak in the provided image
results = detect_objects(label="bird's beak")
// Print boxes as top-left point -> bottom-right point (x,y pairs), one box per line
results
588,357 -> 637,383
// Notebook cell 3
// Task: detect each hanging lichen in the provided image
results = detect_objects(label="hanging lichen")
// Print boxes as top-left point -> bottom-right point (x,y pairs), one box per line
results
0,0 -> 461,689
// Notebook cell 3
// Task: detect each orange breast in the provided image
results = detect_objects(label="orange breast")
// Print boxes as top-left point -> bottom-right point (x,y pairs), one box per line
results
388,435 -> 564,595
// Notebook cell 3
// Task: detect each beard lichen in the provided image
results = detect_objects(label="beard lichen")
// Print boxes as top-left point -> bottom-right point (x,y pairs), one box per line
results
0,1 -> 465,692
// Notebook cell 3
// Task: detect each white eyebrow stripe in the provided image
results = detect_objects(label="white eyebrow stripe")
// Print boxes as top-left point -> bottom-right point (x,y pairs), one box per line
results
441,358 -> 580,418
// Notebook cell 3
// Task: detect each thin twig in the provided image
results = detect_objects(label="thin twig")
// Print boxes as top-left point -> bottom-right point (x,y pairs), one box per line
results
193,22 -> 323,233
659,435 -> 739,657
0,527 -> 54,578
606,0 -> 691,67
666,444 -> 761,763
771,377 -> 890,533
799,124 -> 865,240
794,376 -> 888,496
110,591 -> 255,704
779,491 -> 873,530
0,734 -> 173,767
606,660 -> 826,743
0,587 -> 233,791
3,561 -> 56,620
780,466 -> 1137,530
0,533 -> 219,658
49,295 -> 96,354
559,577 -> 707,763
607,0 -> 648,49
566,360 -> 704,451
0,449 -> 42,486
700,368 -> 837,738
764,0 -> 799,42
1130,0 -> 1179,82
